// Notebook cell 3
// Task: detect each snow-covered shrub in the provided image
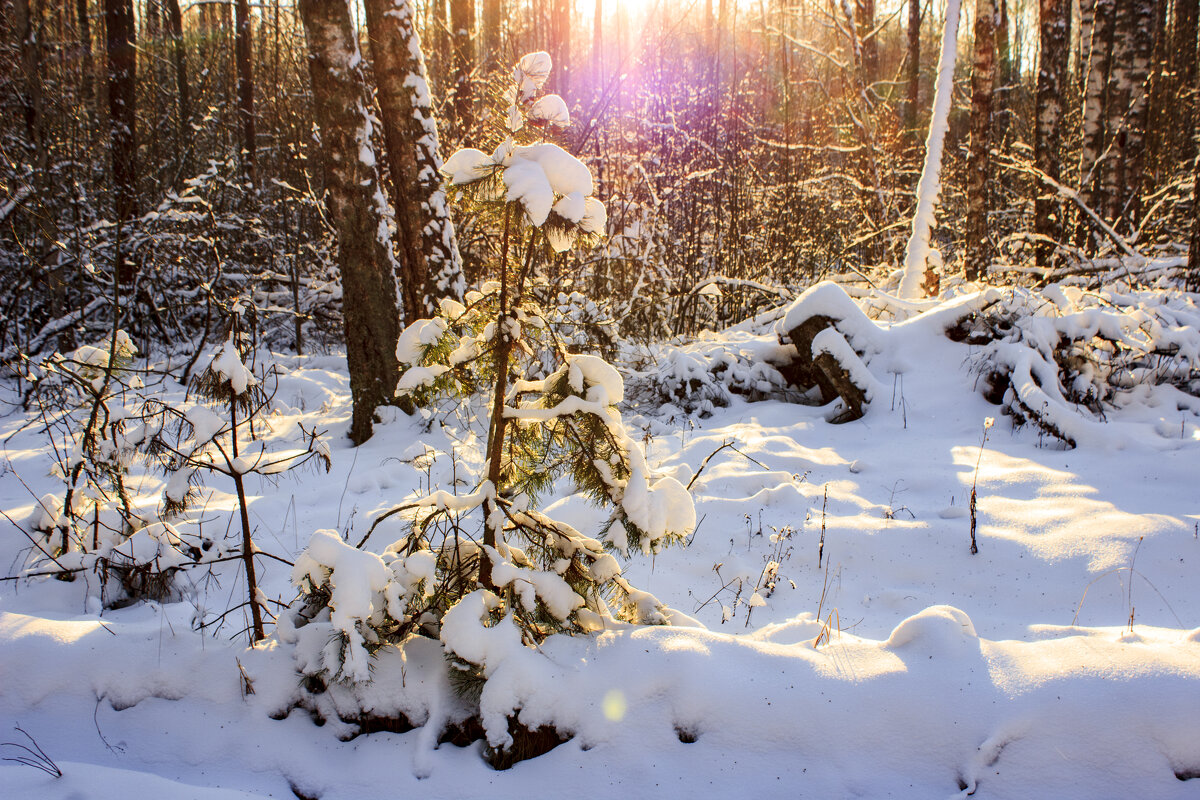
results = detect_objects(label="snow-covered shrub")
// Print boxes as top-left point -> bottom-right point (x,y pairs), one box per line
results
971,286 -> 1200,446
148,303 -> 329,640
19,329 -> 235,608
625,335 -> 798,417
23,332 -> 154,580
289,56 -> 697,746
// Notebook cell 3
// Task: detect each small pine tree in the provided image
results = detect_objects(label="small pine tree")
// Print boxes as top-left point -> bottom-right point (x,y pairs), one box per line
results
290,53 -> 696,689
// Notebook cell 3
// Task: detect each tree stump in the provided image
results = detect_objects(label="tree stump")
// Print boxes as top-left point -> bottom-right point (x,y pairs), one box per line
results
786,314 -> 839,403
787,317 -> 869,423
813,351 -> 867,423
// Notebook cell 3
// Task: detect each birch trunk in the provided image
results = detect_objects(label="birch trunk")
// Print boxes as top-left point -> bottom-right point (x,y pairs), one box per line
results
363,0 -> 465,323
1034,0 -> 1069,266
1077,0 -> 1113,246
1118,0 -> 1153,230
965,0 -> 996,282
1100,0 -> 1133,224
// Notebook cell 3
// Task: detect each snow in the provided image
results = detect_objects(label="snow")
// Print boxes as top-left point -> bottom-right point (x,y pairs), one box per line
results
441,147 -> 493,185
515,143 -> 593,198
208,338 -> 256,395
394,316 -> 448,364
3,284 -> 1200,797
528,94 -> 570,127
502,158 -> 555,226
514,51 -> 553,100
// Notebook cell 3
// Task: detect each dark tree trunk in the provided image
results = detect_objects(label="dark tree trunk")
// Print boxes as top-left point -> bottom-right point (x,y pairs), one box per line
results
1034,0 -> 1069,267
428,0 -> 448,91
1190,113 -> 1200,290
856,0 -> 877,87
965,0 -> 996,282
235,0 -> 255,183
994,0 -> 1011,144
364,0 -> 464,324
104,0 -> 137,269
1101,0 -> 1133,225
298,0 -> 402,445
1172,0 -> 1198,165
15,0 -> 42,156
164,0 -> 189,152
905,0 -> 920,134
76,0 -> 94,113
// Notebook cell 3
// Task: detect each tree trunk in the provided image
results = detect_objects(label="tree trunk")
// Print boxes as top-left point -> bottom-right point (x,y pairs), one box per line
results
15,0 -> 43,159
104,0 -> 137,283
1118,0 -> 1153,230
429,0 -> 448,92
1034,0 -> 1069,267
235,0 -> 255,183
1077,0 -> 1112,247
965,0 -> 996,282
164,0 -> 189,156
1189,110 -> 1200,290
364,0 -> 465,324
1172,0 -> 1198,165
994,0 -> 1011,144
450,0 -> 475,135
550,0 -> 570,96
593,0 -> 602,79
75,0 -> 94,116
856,0 -> 877,88
298,0 -> 402,445
481,0 -> 501,68
1100,0 -> 1139,227
905,0 -> 920,134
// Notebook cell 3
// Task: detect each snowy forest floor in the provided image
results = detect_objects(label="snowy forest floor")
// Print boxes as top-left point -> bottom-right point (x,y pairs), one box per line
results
2,286 -> 1200,799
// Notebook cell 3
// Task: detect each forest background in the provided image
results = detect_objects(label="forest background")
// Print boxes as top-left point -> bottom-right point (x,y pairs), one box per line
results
1,0 -> 1197,390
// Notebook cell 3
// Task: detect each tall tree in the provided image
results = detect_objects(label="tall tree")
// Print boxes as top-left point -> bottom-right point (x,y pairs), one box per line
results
235,0 -> 255,182
1117,0 -> 1153,229
164,0 -> 189,159
104,0 -> 137,228
965,0 -> 996,282
15,0 -> 43,159
550,0 -> 571,96
450,0 -> 475,134
297,0 -> 402,445
481,0 -> 501,68
1034,0 -> 1069,266
1100,0 -> 1133,225
1077,0 -> 1113,246
363,0 -> 465,324
905,0 -> 920,134
994,0 -> 1011,144
75,0 -> 94,115
1172,0 -> 1198,165
856,0 -> 877,87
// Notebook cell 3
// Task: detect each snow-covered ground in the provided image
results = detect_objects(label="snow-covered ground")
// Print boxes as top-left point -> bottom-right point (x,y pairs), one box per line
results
3,287 -> 1200,799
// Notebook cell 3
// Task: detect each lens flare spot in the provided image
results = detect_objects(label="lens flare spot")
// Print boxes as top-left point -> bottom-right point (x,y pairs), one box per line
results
602,689 -> 627,722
